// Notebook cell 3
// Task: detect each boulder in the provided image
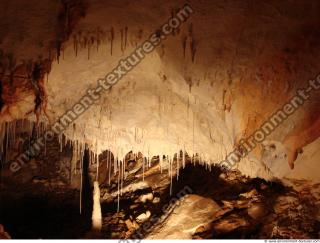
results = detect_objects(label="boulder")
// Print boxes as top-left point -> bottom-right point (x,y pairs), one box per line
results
147,194 -> 221,239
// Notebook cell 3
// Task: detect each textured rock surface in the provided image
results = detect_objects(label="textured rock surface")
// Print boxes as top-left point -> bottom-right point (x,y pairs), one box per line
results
147,194 -> 221,239
0,0 -> 319,182
1,2 -> 320,239
1,156 -> 319,239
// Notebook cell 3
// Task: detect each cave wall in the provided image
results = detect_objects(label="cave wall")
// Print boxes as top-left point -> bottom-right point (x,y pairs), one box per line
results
0,0 -> 320,182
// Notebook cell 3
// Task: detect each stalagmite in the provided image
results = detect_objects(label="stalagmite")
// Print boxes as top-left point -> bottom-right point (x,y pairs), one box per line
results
1,1 -> 320,239
95,153 -> 98,175
91,181 -> 102,232
120,159 -> 124,196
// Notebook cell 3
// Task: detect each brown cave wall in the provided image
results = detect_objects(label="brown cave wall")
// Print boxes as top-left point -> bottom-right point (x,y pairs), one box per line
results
0,0 -> 319,179
0,0 -> 86,122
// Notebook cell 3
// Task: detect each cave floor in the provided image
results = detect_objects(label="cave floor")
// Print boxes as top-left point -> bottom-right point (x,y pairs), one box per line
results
1,161 -> 320,239
99,163 -> 320,239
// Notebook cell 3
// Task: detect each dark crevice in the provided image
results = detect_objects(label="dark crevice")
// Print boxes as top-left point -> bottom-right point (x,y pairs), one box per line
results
0,81 -> 4,111
31,63 -> 43,115
81,148 -> 93,220
0,187 -> 89,239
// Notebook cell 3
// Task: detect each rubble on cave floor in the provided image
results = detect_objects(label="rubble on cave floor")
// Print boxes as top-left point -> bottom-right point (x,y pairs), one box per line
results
1,155 -> 319,239
99,160 -> 320,240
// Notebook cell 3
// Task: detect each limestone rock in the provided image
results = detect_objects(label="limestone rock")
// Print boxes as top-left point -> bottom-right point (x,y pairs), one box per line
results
137,193 -> 153,203
152,197 -> 160,204
147,194 -> 221,239
136,211 -> 151,223
247,202 -> 269,220
212,214 -> 249,234
240,189 -> 259,199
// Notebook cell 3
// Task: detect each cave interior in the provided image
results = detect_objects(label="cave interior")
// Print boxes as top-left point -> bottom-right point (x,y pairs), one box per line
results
0,0 -> 320,240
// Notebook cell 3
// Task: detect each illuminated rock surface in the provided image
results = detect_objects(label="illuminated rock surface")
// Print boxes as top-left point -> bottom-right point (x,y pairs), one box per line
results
0,0 -> 319,239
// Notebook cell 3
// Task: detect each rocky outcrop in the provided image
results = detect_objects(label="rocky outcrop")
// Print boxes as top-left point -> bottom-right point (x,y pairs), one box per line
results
147,194 -> 221,239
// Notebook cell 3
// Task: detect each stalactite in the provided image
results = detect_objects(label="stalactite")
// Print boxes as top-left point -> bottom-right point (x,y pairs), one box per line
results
5,122 -> 9,162
182,150 -> 185,169
79,148 -> 83,215
169,155 -> 172,195
117,159 -> 120,212
59,134 -> 63,152
70,145 -> 77,183
176,151 -> 180,180
96,28 -> 101,52
56,41 -> 62,63
182,36 -> 187,58
120,159 -> 124,196
108,151 -> 111,185
73,35 -> 78,57
62,48 -> 65,60
123,154 -> 126,179
95,140 -> 99,181
120,28 -> 124,53
12,120 -> 16,146
87,40 -> 91,60
192,114 -> 195,164
190,38 -> 197,63
110,27 -> 114,56
142,156 -> 145,181
113,153 -> 116,175
124,26 -> 128,50
0,124 -> 4,160
0,123 -> 5,154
